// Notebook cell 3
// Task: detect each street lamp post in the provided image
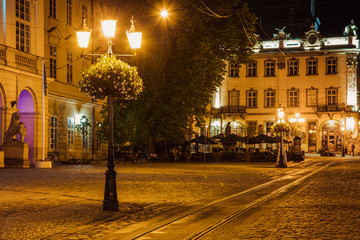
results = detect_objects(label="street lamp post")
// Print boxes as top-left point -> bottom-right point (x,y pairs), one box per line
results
276,107 -> 287,168
77,18 -> 142,211
341,126 -> 345,157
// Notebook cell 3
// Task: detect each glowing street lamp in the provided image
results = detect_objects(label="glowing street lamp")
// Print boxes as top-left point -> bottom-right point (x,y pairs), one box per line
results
76,17 -> 142,211
160,9 -> 169,18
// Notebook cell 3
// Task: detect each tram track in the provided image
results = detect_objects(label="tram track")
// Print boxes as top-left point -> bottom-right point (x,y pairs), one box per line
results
117,160 -> 335,240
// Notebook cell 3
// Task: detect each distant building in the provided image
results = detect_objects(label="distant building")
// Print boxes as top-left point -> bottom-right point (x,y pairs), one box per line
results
206,23 -> 360,153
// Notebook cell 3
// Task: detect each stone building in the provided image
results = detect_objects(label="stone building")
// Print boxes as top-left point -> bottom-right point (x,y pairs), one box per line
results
0,0 -> 107,166
206,23 -> 360,154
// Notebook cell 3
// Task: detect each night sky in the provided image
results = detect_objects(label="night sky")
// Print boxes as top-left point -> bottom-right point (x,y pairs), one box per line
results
245,0 -> 359,38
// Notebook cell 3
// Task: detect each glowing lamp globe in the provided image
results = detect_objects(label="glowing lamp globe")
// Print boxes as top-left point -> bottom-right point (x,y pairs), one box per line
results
127,31 -> 142,49
101,20 -> 117,38
76,20 -> 91,48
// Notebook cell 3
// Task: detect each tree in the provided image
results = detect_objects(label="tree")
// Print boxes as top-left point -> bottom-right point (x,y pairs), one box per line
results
75,115 -> 91,158
79,55 -> 143,148
95,1 -> 257,152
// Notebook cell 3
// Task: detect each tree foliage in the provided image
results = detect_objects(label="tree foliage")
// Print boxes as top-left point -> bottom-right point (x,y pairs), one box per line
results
95,0 -> 257,150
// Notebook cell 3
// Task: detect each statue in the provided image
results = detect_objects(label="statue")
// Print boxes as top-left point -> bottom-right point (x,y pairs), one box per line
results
225,122 -> 231,136
273,26 -> 291,40
4,111 -> 26,144
344,19 -> 358,36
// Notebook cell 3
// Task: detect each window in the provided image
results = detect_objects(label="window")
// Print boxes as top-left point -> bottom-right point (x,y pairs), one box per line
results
265,122 -> 274,135
67,117 -> 74,149
16,0 -> 30,22
50,45 -> 57,78
16,21 -> 30,53
264,89 -> 275,108
67,52 -> 73,84
306,88 -> 318,106
66,0 -> 72,25
326,57 -> 337,74
326,88 -> 337,106
288,88 -> 299,107
306,58 -> 317,75
50,0 -> 56,18
229,89 -> 239,112
246,89 -> 257,108
229,63 -> 239,77
50,116 -> 58,150
264,60 -> 275,76
288,58 -> 299,76
82,4 -> 88,20
212,87 -> 220,108
247,61 -> 257,77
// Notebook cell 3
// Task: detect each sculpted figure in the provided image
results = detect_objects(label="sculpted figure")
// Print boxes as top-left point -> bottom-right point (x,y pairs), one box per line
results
4,111 -> 26,144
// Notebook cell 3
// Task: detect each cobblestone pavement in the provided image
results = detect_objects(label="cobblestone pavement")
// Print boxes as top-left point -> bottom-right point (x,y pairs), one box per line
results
219,158 -> 360,240
1,157 -> 359,239
0,161 -> 297,240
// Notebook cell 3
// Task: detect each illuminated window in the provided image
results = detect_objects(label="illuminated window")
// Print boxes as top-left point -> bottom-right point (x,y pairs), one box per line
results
264,60 -> 275,76
16,0 -> 30,22
229,63 -> 239,77
288,58 -> 299,76
266,122 -> 274,135
50,0 -> 56,18
326,57 -> 337,74
67,117 -> 74,149
247,61 -> 257,77
264,89 -> 275,108
67,52 -> 73,84
66,0 -> 72,25
50,45 -> 57,78
306,58 -> 317,75
50,116 -> 58,150
288,88 -> 299,107
212,87 -> 220,108
229,89 -> 239,112
16,21 -> 30,53
326,88 -> 337,106
246,89 -> 257,108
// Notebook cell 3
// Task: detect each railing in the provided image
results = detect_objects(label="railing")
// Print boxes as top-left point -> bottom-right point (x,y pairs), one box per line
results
211,106 -> 247,114
0,45 -> 6,65
0,44 -> 41,74
317,103 -> 346,112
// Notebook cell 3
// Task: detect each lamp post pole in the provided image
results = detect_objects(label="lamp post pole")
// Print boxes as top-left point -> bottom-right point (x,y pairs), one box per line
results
341,126 -> 345,157
103,93 -> 119,210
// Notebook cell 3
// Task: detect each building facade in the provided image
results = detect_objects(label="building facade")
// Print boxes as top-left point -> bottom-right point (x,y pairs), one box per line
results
0,0 -> 107,166
207,23 -> 360,154
44,0 -> 106,162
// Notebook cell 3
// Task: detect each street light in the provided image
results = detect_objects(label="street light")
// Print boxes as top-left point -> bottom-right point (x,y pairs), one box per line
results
341,126 -> 345,157
76,17 -> 142,211
276,106 -> 287,168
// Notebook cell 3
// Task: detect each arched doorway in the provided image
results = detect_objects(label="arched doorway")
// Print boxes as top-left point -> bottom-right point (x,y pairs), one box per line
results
321,121 -> 342,152
0,90 -> 3,148
17,90 -> 35,165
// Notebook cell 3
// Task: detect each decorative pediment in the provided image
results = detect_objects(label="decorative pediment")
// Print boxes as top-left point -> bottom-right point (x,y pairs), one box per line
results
47,27 -> 62,46
303,25 -> 321,49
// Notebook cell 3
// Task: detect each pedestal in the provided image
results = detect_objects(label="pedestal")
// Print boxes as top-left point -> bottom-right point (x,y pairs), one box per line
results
35,161 -> 52,168
3,142 -> 30,168
0,151 -> 4,168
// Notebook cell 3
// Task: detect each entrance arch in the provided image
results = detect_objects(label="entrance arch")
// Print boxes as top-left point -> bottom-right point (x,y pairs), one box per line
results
0,89 -> 3,147
320,120 -> 342,152
18,90 -> 35,165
